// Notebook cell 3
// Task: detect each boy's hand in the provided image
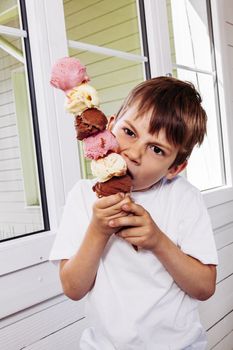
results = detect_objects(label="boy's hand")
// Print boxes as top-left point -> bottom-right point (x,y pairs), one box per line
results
109,201 -> 162,251
90,193 -> 132,237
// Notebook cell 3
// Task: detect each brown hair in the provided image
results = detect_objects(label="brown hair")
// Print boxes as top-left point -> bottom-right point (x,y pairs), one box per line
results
116,77 -> 207,166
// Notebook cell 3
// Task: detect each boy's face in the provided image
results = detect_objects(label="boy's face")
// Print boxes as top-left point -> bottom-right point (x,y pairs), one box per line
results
110,105 -> 186,192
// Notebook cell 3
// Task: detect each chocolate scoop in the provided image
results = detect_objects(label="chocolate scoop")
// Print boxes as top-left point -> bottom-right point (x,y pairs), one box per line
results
92,174 -> 132,197
75,108 -> 108,140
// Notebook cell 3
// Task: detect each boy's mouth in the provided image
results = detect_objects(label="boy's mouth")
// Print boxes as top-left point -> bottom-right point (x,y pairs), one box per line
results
126,169 -> 134,180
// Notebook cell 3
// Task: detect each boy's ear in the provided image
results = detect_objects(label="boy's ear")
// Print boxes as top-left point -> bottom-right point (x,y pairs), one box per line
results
166,160 -> 187,180
107,115 -> 116,131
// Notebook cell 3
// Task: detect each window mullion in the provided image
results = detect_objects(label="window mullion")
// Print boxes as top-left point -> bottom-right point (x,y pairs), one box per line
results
68,39 -> 148,62
172,63 -> 216,76
0,24 -> 26,38
143,0 -> 172,77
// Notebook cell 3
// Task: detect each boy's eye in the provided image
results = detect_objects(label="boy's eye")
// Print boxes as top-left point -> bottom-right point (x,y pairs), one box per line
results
151,145 -> 164,155
123,128 -> 135,137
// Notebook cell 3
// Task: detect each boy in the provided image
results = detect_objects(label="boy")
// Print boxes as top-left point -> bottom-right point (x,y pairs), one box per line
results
50,77 -> 218,349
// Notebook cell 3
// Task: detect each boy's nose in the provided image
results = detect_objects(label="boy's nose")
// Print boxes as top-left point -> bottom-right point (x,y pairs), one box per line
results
123,144 -> 142,165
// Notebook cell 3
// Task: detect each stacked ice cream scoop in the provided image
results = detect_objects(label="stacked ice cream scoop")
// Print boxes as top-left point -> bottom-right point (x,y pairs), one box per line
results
50,57 -> 132,197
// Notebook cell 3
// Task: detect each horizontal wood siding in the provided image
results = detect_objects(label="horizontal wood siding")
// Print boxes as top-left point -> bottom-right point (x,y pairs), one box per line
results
0,295 -> 86,350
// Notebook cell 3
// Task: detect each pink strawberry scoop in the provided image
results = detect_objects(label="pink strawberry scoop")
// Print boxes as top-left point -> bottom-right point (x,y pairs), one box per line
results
50,57 -> 89,92
83,130 -> 119,160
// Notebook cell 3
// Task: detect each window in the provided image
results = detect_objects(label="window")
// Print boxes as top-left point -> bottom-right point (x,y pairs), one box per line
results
166,0 -> 225,191
0,0 -> 48,241
63,0 -> 149,178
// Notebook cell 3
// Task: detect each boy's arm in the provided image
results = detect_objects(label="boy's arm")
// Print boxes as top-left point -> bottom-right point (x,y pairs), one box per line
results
59,193 -> 131,301
110,201 -> 216,301
60,224 -> 109,301
150,234 -> 216,301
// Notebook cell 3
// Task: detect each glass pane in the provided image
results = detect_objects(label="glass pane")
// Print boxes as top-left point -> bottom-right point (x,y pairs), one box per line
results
174,68 -> 224,191
69,49 -> 144,179
64,0 -> 143,55
0,35 -> 44,241
64,0 -> 146,179
167,0 -> 212,71
167,0 -> 225,191
0,0 -> 20,29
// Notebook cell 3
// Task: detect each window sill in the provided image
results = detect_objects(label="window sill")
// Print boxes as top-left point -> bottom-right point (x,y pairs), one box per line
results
0,230 -> 56,276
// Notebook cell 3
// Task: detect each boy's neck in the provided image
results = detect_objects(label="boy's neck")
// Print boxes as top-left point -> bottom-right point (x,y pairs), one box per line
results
132,178 -> 164,193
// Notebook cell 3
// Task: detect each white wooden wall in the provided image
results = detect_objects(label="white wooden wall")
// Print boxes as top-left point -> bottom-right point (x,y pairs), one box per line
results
0,293 -> 87,349
0,1 -> 233,349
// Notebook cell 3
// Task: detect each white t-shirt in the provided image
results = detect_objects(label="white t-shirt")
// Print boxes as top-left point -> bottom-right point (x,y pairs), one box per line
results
49,176 -> 218,350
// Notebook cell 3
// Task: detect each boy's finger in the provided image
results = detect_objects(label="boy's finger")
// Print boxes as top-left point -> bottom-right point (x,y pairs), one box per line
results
111,198 -> 132,215
117,227 -> 139,238
97,194 -> 133,213
121,201 -> 145,216
96,192 -> 125,209
109,215 -> 141,228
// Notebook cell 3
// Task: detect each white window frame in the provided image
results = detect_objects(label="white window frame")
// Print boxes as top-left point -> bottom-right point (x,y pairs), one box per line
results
0,0 -> 149,317
144,0 -> 233,209
0,0 -> 81,276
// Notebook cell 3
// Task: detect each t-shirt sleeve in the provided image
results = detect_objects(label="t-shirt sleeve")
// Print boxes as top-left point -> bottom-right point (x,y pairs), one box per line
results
177,188 -> 218,265
49,181 -> 91,263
